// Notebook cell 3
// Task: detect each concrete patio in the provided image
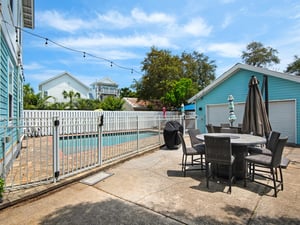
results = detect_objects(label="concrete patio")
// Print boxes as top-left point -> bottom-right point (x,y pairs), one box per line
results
0,136 -> 299,224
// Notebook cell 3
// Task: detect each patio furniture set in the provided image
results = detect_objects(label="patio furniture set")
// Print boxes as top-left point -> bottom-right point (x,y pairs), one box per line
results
178,128 -> 288,197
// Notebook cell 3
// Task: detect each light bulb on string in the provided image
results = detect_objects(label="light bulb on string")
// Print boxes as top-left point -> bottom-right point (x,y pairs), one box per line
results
15,28 -> 18,42
3,19 -> 144,76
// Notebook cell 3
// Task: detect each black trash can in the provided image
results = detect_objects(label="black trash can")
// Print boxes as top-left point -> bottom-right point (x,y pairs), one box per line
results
163,121 -> 183,149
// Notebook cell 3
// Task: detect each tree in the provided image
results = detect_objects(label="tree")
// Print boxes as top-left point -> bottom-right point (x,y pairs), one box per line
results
35,93 -> 55,110
119,87 -> 137,98
135,47 -> 182,101
241,41 -> 280,67
133,47 -> 216,108
285,55 -> 300,76
181,51 -> 216,90
99,96 -> 124,111
62,90 -> 81,109
23,83 -> 38,109
77,98 -> 101,110
163,78 -> 198,108
23,83 -> 54,109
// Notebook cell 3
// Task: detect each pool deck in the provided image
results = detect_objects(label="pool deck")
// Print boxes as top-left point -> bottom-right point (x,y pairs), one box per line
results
0,136 -> 299,224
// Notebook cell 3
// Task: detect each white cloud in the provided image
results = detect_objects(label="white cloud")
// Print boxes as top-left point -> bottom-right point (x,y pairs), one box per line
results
131,8 -> 175,24
23,62 -> 44,70
183,17 -> 212,36
220,0 -> 236,4
207,43 -> 244,58
95,8 -> 176,29
57,34 -> 174,49
97,10 -> 133,28
221,14 -> 233,29
37,10 -> 88,32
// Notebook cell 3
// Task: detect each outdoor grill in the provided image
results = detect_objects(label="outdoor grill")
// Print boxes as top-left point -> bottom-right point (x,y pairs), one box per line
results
163,121 -> 183,149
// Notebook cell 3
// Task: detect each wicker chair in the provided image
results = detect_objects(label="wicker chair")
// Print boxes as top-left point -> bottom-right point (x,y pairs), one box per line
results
177,131 -> 204,177
206,124 -> 214,133
220,127 -> 239,133
220,123 -> 230,128
248,131 -> 281,155
212,126 -> 222,133
188,129 -> 205,169
244,137 -> 288,197
204,135 -> 235,194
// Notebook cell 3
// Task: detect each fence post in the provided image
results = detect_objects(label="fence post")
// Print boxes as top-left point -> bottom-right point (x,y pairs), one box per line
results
1,138 -> 5,178
136,115 -> 139,152
181,115 -> 186,135
158,116 -> 161,144
194,114 -> 198,129
97,115 -> 103,165
53,117 -> 60,182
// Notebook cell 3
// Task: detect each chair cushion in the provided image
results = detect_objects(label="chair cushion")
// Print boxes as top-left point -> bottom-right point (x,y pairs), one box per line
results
186,147 -> 201,155
193,144 -> 206,154
248,146 -> 272,155
244,154 -> 272,166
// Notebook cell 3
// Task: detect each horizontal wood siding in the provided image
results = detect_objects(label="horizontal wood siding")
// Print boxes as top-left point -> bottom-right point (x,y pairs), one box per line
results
267,76 -> 300,144
0,30 -> 23,159
196,68 -> 300,144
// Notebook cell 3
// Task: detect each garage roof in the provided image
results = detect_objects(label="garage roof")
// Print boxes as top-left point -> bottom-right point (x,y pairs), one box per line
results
188,63 -> 300,103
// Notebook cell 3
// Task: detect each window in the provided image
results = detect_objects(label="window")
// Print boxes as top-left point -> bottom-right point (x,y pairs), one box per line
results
8,62 -> 14,120
10,0 -> 14,13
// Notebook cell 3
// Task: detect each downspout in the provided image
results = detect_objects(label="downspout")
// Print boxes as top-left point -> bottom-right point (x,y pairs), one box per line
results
263,75 -> 269,116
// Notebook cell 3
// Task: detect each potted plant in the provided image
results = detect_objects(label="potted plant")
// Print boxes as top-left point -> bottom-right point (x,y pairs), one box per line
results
0,177 -> 4,203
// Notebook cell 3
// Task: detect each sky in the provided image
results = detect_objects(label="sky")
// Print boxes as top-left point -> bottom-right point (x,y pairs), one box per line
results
22,0 -> 300,92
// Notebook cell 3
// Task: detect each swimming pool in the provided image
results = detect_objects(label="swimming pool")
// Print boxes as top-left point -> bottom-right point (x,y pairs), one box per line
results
59,131 -> 158,150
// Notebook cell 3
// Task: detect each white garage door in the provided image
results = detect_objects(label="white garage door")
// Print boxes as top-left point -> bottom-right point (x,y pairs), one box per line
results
268,100 -> 296,144
206,100 -> 296,144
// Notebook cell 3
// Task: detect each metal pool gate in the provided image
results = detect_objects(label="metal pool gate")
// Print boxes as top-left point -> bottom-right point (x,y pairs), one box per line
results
2,111 -> 182,190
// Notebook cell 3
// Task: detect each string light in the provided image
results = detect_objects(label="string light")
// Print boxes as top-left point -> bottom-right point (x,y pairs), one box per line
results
2,19 -> 142,75
15,27 -> 18,42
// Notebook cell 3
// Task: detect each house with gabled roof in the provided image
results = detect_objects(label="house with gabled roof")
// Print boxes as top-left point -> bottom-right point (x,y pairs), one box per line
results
38,72 -> 90,103
123,98 -> 150,111
90,77 -> 119,101
0,0 -> 35,176
188,63 -> 300,145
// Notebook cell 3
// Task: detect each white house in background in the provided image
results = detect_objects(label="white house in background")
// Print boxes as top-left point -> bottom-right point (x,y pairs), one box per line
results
90,77 -> 119,101
38,72 -> 90,103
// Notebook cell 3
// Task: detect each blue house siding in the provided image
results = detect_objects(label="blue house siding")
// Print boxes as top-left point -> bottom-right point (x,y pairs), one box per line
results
191,64 -> 300,145
267,76 -> 300,144
196,71 -> 261,132
0,0 -> 34,177
0,31 -> 24,175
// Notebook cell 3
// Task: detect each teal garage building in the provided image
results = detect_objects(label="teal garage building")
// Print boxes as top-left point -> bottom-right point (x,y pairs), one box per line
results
188,63 -> 300,145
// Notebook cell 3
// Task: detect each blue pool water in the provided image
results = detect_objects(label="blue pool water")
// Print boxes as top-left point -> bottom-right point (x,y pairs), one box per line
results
59,131 -> 158,150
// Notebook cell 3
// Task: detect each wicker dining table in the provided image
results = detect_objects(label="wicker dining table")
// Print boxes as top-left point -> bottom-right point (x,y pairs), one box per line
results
196,133 -> 266,179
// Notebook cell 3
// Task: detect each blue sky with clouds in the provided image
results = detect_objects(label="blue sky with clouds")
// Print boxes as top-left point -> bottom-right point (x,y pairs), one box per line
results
22,0 -> 300,92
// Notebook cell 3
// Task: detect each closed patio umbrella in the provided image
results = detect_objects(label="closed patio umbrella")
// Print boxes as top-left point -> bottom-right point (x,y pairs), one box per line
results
228,95 -> 237,127
242,76 -> 271,137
